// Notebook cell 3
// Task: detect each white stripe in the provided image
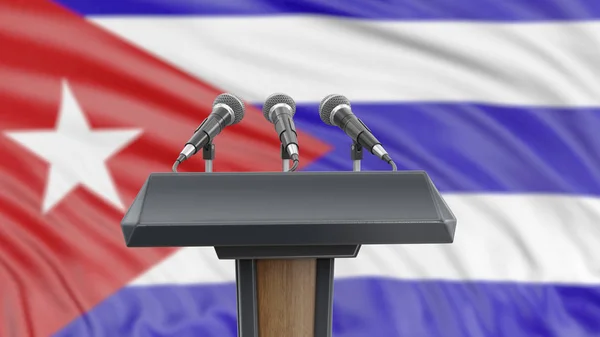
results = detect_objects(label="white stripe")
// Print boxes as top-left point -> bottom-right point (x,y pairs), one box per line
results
129,194 -> 600,286
91,17 -> 600,107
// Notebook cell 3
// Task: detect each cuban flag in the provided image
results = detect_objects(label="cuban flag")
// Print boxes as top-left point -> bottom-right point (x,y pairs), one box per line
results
1,0 -> 600,336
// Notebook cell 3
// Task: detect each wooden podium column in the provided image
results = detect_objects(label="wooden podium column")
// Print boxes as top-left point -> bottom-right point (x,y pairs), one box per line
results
235,257 -> 335,337
257,259 -> 316,337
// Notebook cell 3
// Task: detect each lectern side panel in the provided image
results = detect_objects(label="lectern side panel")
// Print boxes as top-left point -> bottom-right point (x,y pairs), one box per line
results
314,259 -> 334,337
139,171 -> 443,225
429,183 -> 457,239
121,179 -> 149,245
236,260 -> 259,337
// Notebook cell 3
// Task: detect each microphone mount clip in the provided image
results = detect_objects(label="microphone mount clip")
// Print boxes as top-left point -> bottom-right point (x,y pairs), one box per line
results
351,141 -> 363,172
281,144 -> 291,172
203,142 -> 215,173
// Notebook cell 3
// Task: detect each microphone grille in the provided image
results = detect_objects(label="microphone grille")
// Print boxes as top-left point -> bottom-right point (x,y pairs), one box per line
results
319,94 -> 350,126
214,93 -> 245,125
262,93 -> 296,122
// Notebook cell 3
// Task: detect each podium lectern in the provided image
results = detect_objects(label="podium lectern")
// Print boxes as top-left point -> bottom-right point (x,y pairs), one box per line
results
121,171 -> 456,337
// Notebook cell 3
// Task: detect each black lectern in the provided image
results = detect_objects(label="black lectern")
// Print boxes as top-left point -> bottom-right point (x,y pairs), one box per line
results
121,171 -> 456,337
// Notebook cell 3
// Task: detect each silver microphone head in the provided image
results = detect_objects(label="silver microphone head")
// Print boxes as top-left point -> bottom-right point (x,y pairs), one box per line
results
262,93 -> 296,122
319,94 -> 351,126
213,93 -> 245,125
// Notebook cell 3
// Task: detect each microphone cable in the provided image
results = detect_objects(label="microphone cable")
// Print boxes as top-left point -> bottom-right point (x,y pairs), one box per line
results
289,153 -> 300,172
172,154 -> 186,172
382,154 -> 398,171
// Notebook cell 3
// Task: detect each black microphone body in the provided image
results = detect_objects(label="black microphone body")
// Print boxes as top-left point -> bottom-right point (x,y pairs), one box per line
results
175,93 -> 245,166
270,105 -> 299,154
184,105 -> 234,153
262,94 -> 299,162
331,106 -> 381,153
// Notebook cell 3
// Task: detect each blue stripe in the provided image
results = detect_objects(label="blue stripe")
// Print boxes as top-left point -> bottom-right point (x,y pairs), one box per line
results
289,102 -> 600,197
55,278 -> 600,337
57,0 -> 600,21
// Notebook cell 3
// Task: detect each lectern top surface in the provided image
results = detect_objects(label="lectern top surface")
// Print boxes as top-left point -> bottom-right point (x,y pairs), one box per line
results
121,171 -> 456,247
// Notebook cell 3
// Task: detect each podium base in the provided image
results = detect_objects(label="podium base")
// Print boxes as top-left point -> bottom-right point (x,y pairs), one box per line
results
236,258 -> 334,337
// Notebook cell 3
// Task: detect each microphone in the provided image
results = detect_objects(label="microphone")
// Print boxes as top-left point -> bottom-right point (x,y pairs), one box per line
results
172,93 -> 245,172
319,94 -> 397,171
262,93 -> 300,171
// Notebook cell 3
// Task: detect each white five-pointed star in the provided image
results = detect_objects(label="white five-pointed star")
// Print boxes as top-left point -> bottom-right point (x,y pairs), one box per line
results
5,80 -> 142,213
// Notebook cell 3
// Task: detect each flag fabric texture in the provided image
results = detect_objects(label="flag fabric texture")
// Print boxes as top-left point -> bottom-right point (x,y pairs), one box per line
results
1,0 -> 600,336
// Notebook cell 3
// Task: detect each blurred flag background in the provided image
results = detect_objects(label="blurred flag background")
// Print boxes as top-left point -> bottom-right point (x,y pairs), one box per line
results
1,0 -> 600,336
